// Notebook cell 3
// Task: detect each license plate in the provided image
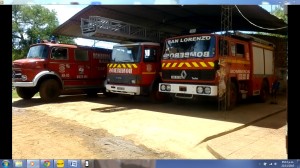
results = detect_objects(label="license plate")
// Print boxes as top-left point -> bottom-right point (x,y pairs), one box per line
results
117,87 -> 125,90
179,86 -> 187,91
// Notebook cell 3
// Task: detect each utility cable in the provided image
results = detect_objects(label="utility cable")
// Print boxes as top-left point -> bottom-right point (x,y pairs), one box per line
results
235,5 -> 287,30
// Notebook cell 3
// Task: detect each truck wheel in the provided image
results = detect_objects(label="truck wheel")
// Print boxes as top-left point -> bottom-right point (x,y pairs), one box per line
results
39,79 -> 60,101
16,87 -> 36,100
150,80 -> 171,103
85,89 -> 99,97
150,89 -> 171,103
259,82 -> 269,103
226,82 -> 237,110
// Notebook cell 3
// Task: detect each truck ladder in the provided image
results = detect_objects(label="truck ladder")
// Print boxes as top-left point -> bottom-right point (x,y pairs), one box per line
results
81,16 -> 169,42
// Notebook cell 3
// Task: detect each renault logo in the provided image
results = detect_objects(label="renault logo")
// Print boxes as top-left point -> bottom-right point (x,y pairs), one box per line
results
181,70 -> 187,79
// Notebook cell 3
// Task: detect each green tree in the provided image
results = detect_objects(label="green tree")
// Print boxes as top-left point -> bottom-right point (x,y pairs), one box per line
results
271,5 -> 287,24
256,5 -> 287,37
12,5 -> 75,60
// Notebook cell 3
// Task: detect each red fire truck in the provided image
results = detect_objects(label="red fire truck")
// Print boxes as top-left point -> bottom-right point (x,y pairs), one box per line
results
159,32 -> 276,110
12,40 -> 111,101
105,42 -> 167,102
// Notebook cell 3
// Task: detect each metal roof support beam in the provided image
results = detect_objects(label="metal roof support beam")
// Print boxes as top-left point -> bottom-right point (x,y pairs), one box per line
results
219,5 -> 233,112
221,5 -> 233,36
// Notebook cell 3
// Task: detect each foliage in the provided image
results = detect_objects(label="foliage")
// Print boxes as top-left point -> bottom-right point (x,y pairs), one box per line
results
255,5 -> 287,38
271,5 -> 287,23
12,88 -> 40,98
12,5 -> 75,60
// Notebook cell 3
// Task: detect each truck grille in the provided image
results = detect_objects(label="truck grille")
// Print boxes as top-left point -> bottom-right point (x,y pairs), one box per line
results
162,69 -> 216,81
12,70 -> 22,79
107,74 -> 139,84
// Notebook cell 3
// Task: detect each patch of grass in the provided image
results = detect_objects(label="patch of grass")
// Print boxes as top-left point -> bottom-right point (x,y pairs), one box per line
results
12,89 -> 19,98
12,88 -> 40,98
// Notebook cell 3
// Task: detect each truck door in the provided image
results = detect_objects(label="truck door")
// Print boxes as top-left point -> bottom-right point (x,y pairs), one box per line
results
48,47 -> 72,80
72,48 -> 91,81
141,46 -> 160,85
48,47 -> 92,89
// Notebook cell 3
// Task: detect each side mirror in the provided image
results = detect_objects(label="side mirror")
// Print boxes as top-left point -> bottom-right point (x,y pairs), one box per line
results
214,60 -> 220,70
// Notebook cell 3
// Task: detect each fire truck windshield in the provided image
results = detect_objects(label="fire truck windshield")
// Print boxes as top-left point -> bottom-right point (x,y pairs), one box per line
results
27,45 -> 49,59
111,45 -> 141,63
162,35 -> 216,60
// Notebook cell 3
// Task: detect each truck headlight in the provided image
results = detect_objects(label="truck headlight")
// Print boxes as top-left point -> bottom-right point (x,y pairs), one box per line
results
204,87 -> 211,94
166,85 -> 171,91
21,75 -> 27,81
160,84 -> 166,91
196,86 -> 203,94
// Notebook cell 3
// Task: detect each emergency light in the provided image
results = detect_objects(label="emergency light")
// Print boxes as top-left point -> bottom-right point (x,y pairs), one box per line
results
50,36 -> 56,43
36,35 -> 57,44
36,35 -> 41,43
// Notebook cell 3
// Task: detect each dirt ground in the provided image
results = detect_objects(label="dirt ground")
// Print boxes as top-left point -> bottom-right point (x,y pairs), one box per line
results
12,96 -> 179,159
12,93 -> 286,159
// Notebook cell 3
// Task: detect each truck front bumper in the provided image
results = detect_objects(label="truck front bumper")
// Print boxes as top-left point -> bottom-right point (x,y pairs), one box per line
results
159,83 -> 218,96
106,84 -> 141,95
12,82 -> 35,87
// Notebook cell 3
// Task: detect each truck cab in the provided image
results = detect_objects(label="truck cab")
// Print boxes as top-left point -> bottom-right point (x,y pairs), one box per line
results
159,33 -> 275,110
12,40 -> 111,101
105,42 -> 167,102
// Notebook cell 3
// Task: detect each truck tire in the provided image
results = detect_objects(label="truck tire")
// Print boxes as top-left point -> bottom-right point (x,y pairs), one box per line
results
16,87 -> 36,100
85,89 -> 99,97
226,82 -> 238,110
150,89 -> 170,103
150,79 -> 171,103
39,79 -> 60,101
259,81 -> 269,103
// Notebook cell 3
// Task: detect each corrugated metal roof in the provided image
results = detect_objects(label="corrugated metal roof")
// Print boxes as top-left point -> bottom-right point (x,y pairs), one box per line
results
53,5 -> 287,43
